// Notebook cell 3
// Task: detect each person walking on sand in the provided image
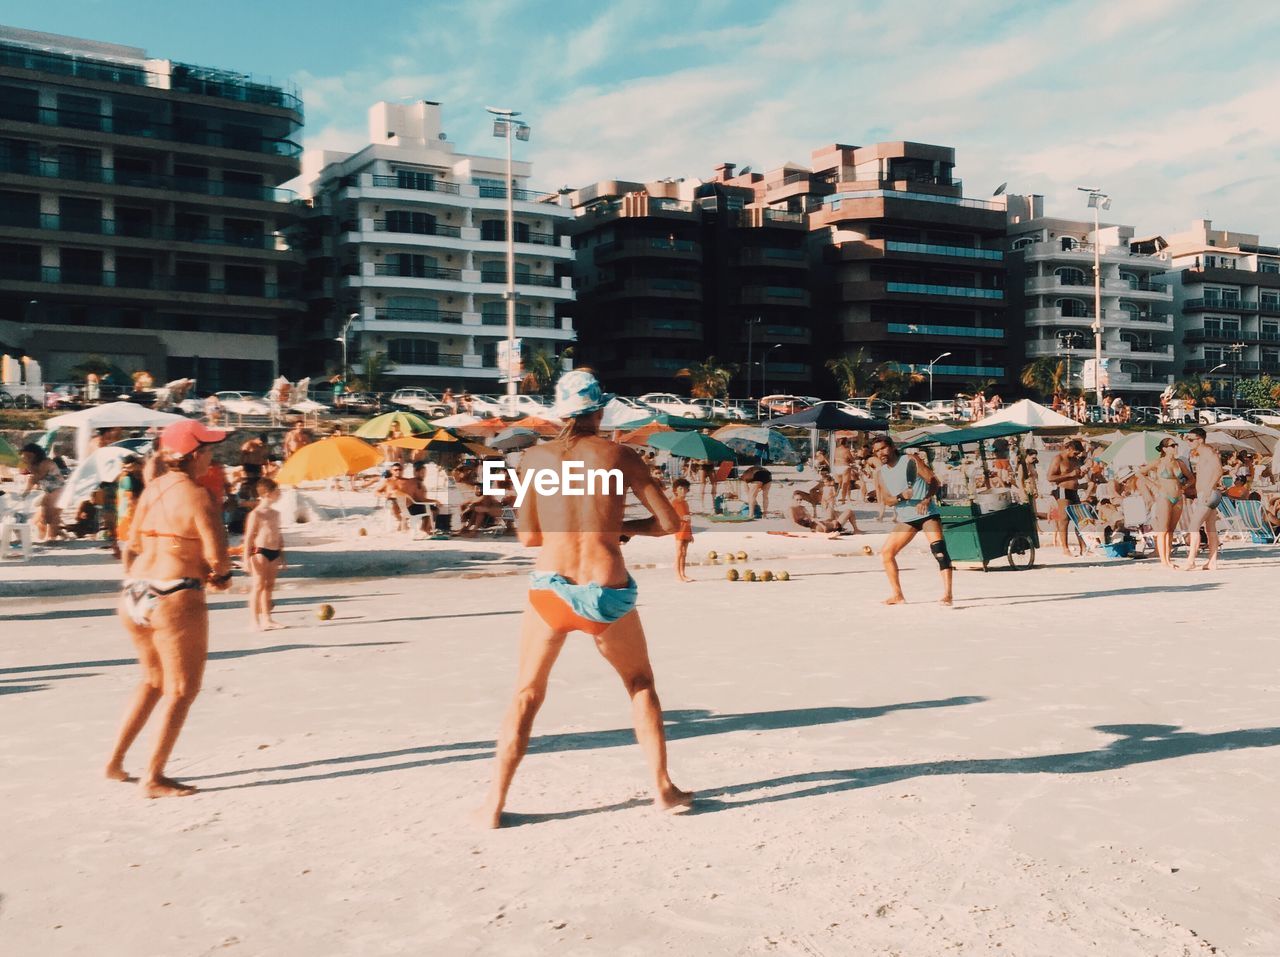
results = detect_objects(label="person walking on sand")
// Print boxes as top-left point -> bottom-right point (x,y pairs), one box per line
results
477,370 -> 692,827
872,434 -> 952,606
1182,428 -> 1224,571
833,437 -> 855,504
105,420 -> 232,798
1137,438 -> 1190,568
670,477 -> 695,582
244,477 -> 287,630
1048,439 -> 1086,557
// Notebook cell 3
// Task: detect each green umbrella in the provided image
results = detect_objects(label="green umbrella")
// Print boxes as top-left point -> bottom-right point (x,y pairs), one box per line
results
354,410 -> 433,439
0,434 -> 19,467
648,431 -> 737,462
1099,432 -> 1177,471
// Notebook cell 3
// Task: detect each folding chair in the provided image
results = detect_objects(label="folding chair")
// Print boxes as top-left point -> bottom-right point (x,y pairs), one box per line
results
1234,499 -> 1280,544
1065,503 -> 1105,556
1214,497 -> 1247,543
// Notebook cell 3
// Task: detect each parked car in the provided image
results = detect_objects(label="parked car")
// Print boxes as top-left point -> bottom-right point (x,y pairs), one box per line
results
1196,407 -> 1230,425
0,388 -> 40,409
638,392 -> 708,419
895,401 -> 949,422
333,392 -> 384,416
758,394 -> 813,416
848,396 -> 895,420
389,388 -> 451,417
691,398 -> 749,420
810,399 -> 879,420
1241,408 -> 1280,426
215,391 -> 273,418
925,399 -> 961,419
495,394 -> 553,419
1129,406 -> 1161,425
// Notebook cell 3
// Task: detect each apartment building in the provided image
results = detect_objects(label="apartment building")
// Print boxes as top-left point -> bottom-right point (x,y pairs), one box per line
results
0,25 -> 304,390
1004,194 -> 1175,401
793,143 -> 1013,397
302,101 -> 574,390
561,167 -> 813,395
1161,219 -> 1280,403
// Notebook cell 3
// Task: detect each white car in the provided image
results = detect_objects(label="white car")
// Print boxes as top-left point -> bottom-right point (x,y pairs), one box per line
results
692,398 -> 749,420
811,399 -> 875,418
495,394 -> 552,419
214,391 -> 273,418
389,388 -> 450,416
925,399 -> 961,419
896,401 -> 948,422
638,392 -> 708,419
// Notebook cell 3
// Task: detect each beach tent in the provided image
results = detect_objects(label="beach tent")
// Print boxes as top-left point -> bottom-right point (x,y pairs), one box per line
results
896,424 -> 956,444
978,399 -> 1079,430
711,425 -> 799,464
45,400 -> 185,459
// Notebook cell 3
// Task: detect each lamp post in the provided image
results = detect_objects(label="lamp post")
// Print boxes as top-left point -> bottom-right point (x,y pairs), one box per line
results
337,310 -> 359,388
486,106 -> 530,398
1227,342 -> 1246,409
927,351 -> 951,402
1077,186 -> 1110,409
761,343 -> 781,399
745,316 -> 761,402
1057,329 -> 1085,391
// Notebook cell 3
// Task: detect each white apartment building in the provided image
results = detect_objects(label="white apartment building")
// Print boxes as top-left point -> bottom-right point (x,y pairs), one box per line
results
303,101 -> 574,389
1162,219 -> 1280,402
1005,195 -> 1174,400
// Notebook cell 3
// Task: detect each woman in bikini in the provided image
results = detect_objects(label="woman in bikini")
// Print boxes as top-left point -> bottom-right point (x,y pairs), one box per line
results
1138,438 -> 1190,568
19,443 -> 64,542
244,477 -> 286,631
105,419 -> 232,798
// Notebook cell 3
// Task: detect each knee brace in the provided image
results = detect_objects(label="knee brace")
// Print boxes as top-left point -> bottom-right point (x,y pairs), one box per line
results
930,539 -> 952,570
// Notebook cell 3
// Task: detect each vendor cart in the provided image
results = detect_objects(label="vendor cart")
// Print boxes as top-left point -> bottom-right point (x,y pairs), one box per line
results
903,422 -> 1040,571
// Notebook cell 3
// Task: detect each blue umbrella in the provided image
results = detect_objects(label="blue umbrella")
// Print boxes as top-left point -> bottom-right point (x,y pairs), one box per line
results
712,425 -> 799,464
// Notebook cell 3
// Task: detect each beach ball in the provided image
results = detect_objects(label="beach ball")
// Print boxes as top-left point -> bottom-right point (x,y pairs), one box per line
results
317,604 -> 336,621
726,568 -> 739,581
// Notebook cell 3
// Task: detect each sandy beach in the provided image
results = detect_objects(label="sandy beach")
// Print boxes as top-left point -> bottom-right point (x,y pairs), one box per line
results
3,504 -> 1279,955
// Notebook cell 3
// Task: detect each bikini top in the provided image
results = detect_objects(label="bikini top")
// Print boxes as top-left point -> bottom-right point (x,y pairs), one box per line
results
136,474 -> 202,545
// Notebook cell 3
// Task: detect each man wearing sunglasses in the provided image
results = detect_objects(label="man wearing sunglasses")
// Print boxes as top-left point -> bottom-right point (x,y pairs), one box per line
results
1182,428 -> 1223,571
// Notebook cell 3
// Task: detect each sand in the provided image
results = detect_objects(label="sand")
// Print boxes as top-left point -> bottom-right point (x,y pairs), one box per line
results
2,497 -> 1278,955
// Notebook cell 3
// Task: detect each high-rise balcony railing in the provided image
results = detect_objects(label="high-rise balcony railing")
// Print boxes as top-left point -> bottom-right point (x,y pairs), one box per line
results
0,155 -> 296,203
372,220 -> 463,238
884,241 -> 1003,261
480,314 -> 557,328
1183,297 -> 1258,313
479,270 -> 560,287
369,175 -> 462,195
374,308 -> 464,324
886,282 -> 1004,300
0,212 -> 287,250
373,263 -> 463,281
0,265 -> 286,298
0,104 -> 302,158
887,322 -> 1004,339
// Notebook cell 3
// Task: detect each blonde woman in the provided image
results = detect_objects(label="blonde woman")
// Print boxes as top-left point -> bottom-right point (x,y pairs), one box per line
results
106,420 -> 232,798
1138,438 -> 1191,568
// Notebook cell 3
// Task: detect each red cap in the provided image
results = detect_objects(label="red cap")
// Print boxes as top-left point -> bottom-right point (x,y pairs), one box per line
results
160,419 -> 229,456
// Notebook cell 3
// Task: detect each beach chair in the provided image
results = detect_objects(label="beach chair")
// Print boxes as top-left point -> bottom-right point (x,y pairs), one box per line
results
1065,504 -> 1107,556
1120,495 -> 1154,553
0,490 -> 39,561
1234,499 -> 1279,544
1214,497 -> 1247,543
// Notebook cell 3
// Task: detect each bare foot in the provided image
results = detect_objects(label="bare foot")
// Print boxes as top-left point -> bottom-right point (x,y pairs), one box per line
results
655,784 -> 695,813
142,776 -> 197,799
472,802 -> 504,829
940,595 -> 954,606
263,620 -> 288,630
883,594 -> 906,606
105,763 -> 134,783
1202,561 -> 1217,571
1179,563 -> 1197,571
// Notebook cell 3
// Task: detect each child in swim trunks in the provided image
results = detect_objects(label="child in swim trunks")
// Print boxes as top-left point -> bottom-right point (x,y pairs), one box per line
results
671,478 -> 694,582
245,478 -> 286,631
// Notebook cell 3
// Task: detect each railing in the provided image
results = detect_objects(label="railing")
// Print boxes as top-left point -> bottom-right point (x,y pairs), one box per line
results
0,154 -> 297,202
0,265 -> 286,297
0,41 -> 301,111
476,228 -> 560,246
0,213 -> 285,249
821,189 -> 1004,212
373,263 -> 463,280
1183,297 -> 1258,312
762,208 -> 804,224
630,318 -> 700,334
369,175 -> 462,195
649,198 -> 694,214
476,185 -> 545,201
0,104 -> 301,157
372,220 -> 463,238
595,238 -> 698,257
479,271 -> 560,287
374,308 -> 464,324
1260,301 -> 1280,316
1126,279 -> 1166,291
1186,360 -> 1262,374
886,282 -> 1004,299
887,322 -> 1003,339
757,286 -> 807,299
480,314 -> 557,328
896,362 -> 1006,377
885,241 -> 1003,261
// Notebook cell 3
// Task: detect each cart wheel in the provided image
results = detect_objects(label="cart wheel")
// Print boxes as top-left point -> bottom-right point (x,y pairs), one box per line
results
1006,535 -> 1035,569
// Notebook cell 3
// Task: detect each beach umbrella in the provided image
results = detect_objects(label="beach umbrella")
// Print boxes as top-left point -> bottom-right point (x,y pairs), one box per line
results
353,410 -> 432,439
61,446 -> 135,508
456,417 -> 509,437
600,399 -> 651,431
276,436 -> 380,485
1099,432 -> 1177,471
765,405 -> 888,431
613,411 -> 706,431
432,412 -> 482,429
618,422 -> 674,445
1200,419 -> 1280,456
647,431 -> 737,462
712,425 -> 799,463
1204,431 -> 1254,452
45,399 -> 186,460
489,427 -> 540,451
979,398 -> 1080,430
387,431 -> 494,457
0,434 -> 19,467
509,416 -> 562,436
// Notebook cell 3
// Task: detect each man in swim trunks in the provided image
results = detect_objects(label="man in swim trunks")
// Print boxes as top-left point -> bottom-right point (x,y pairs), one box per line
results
240,433 -> 269,481
1181,427 -> 1224,571
244,477 -> 287,630
477,370 -> 692,827
789,492 -> 859,534
872,434 -> 953,606
1048,439 -> 1086,557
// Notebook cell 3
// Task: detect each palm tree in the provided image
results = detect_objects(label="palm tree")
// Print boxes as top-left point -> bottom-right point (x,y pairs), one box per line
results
1173,377 -> 1216,407
520,348 -> 560,396
675,356 -> 739,399
825,349 -> 874,398
871,362 -> 924,402
349,349 -> 395,393
1020,357 -> 1067,398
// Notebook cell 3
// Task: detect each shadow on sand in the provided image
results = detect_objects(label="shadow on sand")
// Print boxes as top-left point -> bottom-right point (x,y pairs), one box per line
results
0,641 -> 404,676
190,696 -> 986,791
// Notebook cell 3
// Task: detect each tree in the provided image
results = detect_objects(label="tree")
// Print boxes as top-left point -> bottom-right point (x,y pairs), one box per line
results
1235,375 -> 1280,409
1173,377 -> 1216,407
520,347 -> 561,396
348,350 -> 395,393
1019,357 -> 1067,399
68,355 -> 113,380
676,356 -> 738,399
871,362 -> 924,402
825,349 -> 874,398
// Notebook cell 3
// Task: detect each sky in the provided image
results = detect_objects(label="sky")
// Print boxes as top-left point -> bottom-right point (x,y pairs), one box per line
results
4,0 -> 1280,237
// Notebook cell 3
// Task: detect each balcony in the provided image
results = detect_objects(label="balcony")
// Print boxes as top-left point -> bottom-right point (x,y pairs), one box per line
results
886,282 -> 1003,300
887,322 -> 1004,340
351,175 -> 572,222
736,246 -> 807,268
884,240 -> 1003,262
370,175 -> 462,195
740,285 -> 811,307
0,265 -> 291,301
1183,297 -> 1260,314
0,104 -> 301,158
618,317 -> 703,340
373,220 -> 463,238
480,313 -> 558,328
731,208 -> 806,230
820,189 -> 1004,212
0,213 -> 289,252
594,238 -> 701,263
1024,274 -> 1095,294
893,362 -> 1006,378
374,307 -> 464,324
0,155 -> 297,204
1185,359 -> 1262,374
479,270 -> 561,288
373,263 -> 463,281
592,278 -> 702,301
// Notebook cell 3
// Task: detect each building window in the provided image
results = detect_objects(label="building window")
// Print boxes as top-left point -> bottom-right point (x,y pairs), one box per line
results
386,210 -> 437,235
388,253 -> 438,278
1260,260 -> 1280,274
1055,267 -> 1087,286
1056,298 -> 1088,317
387,339 -> 439,365
396,169 -> 434,191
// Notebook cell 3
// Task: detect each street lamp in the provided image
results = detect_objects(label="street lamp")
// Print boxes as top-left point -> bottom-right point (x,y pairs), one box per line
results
1226,342 -> 1246,409
927,351 -> 951,402
744,316 -> 762,401
337,311 -> 359,387
1077,186 -> 1110,408
1057,329 -> 1086,388
487,106 -> 531,398
761,343 -> 782,399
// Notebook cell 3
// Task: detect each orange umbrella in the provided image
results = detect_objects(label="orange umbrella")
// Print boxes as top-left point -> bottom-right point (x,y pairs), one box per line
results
457,417 -> 508,437
387,431 -> 495,458
276,436 -> 380,485
510,416 -> 562,437
618,422 -> 674,445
